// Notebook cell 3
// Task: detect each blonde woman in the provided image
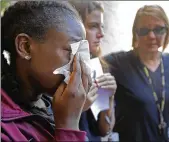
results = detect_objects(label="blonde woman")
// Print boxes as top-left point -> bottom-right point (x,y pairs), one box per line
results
105,5 -> 169,142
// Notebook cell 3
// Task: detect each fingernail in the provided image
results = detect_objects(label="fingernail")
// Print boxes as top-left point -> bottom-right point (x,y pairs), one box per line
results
94,80 -> 99,88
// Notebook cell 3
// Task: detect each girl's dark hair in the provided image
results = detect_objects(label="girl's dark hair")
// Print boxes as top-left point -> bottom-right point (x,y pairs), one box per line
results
1,1 -> 80,74
1,1 -> 80,100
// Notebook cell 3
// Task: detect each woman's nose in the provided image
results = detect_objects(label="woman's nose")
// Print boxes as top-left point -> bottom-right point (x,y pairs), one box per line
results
97,28 -> 104,39
148,31 -> 156,39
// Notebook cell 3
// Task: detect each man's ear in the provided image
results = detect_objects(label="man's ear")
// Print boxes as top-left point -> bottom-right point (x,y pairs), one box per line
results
15,33 -> 32,59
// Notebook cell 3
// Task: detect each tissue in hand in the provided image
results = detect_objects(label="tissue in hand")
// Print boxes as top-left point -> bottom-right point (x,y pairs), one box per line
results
53,40 -> 92,84
90,57 -> 114,120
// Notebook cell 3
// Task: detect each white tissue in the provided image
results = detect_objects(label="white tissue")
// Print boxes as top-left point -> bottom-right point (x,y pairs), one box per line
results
90,57 -> 114,120
53,40 -> 91,84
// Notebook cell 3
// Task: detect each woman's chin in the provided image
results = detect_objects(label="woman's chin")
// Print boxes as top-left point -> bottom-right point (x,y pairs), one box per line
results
144,45 -> 159,53
91,48 -> 99,56
45,87 -> 58,96
148,47 -> 159,53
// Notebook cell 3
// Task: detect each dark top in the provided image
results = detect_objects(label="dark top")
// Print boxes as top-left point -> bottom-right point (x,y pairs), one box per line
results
79,109 -> 101,141
28,97 -> 101,141
28,96 -> 101,141
104,50 -> 169,142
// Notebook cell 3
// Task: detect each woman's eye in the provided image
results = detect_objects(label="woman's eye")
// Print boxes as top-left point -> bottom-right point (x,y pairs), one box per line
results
91,25 -> 97,28
88,23 -> 98,29
65,49 -> 72,52
64,45 -> 72,52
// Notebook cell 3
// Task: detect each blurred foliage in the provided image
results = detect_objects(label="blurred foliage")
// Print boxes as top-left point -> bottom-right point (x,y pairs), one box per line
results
1,0 -> 10,16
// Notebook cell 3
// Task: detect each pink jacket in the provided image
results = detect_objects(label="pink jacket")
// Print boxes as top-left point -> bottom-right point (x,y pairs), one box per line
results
1,89 -> 86,141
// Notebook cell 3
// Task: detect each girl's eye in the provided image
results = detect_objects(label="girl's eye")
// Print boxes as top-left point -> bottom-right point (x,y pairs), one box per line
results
64,45 -> 72,52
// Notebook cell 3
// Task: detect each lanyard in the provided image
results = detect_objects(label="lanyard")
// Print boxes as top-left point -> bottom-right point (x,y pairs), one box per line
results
143,57 -> 166,134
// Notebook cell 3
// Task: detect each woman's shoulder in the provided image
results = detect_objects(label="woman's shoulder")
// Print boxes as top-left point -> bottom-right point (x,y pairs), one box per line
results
104,50 -> 134,68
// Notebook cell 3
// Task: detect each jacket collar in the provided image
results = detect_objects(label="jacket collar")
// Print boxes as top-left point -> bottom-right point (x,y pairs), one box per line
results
1,88 -> 30,121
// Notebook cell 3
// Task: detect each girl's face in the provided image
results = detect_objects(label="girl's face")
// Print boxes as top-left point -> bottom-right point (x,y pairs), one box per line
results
85,10 -> 104,55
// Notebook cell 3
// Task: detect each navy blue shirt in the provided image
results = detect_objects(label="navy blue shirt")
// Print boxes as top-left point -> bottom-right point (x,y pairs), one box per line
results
105,50 -> 169,142
79,109 -> 101,141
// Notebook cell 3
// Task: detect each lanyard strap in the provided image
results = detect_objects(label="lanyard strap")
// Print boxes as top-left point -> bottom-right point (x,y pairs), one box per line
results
143,57 -> 166,132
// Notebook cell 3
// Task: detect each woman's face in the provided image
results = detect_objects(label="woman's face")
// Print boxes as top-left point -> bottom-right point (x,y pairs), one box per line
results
84,10 -> 104,55
24,16 -> 85,95
135,15 -> 167,53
